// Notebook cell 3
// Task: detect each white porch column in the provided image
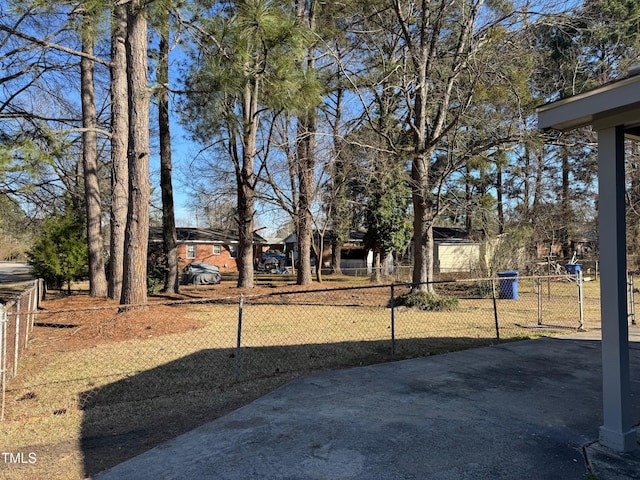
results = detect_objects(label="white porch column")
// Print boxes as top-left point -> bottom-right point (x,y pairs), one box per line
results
597,125 -> 637,452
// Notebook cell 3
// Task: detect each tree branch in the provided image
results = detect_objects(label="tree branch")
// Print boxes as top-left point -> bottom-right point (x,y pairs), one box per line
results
0,24 -> 111,67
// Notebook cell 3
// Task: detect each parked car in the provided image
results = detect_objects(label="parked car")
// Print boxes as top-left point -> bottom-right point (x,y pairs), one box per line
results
256,252 -> 288,274
181,262 -> 221,285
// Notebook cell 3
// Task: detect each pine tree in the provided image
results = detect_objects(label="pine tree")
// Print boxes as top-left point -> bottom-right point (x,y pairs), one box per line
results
27,209 -> 88,293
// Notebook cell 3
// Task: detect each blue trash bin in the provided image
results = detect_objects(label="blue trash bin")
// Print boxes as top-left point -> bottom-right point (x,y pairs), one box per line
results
565,264 -> 581,275
497,271 -> 519,300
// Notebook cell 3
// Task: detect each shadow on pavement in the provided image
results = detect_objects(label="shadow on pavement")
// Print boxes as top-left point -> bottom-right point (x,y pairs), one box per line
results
79,336 -> 501,477
85,335 -> 640,479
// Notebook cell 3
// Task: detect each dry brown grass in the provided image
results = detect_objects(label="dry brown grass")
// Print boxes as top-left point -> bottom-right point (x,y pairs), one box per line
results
0,277 -> 603,480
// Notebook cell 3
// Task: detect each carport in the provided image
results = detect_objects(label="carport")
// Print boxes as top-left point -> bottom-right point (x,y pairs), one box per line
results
538,66 -> 640,452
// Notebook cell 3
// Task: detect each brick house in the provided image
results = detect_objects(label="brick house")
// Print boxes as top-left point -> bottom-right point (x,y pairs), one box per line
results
149,227 -> 268,273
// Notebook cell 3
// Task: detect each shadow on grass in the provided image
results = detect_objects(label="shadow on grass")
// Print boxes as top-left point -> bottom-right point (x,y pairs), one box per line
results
80,336 -> 508,477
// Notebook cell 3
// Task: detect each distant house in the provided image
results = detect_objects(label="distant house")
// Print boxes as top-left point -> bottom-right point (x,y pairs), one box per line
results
402,227 -> 482,274
534,234 -> 597,260
283,230 -> 367,270
431,227 -> 482,274
282,227 -> 481,274
149,227 -> 268,273
259,237 -> 288,259
338,231 -> 368,270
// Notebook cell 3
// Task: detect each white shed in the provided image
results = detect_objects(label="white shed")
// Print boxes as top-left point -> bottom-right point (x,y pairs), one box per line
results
435,240 -> 480,273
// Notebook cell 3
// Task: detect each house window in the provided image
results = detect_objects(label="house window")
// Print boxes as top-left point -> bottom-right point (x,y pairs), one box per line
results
213,244 -> 221,255
228,245 -> 238,258
186,244 -> 196,259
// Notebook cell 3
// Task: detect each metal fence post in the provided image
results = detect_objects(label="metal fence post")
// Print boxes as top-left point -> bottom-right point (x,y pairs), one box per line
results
537,277 -> 543,326
1,305 -> 6,421
491,277 -> 500,343
38,278 -> 45,303
25,286 -> 35,348
13,299 -> 20,377
234,295 -> 244,382
628,273 -> 636,326
578,271 -> 584,330
390,284 -> 396,357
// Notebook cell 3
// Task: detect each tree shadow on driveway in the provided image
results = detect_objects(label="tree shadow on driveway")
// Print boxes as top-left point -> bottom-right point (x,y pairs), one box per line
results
80,336 -> 498,477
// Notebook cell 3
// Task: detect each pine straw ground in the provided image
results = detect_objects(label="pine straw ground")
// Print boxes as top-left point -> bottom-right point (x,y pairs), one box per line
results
1,277 -> 598,480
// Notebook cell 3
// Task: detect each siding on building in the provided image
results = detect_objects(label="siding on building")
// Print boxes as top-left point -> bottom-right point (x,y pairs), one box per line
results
435,242 -> 480,273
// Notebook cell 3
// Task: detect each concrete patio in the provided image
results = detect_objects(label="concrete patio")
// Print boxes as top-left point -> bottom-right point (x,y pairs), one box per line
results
94,329 -> 640,479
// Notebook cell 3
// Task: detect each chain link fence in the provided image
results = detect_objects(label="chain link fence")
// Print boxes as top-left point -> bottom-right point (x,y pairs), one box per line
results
1,274 -> 613,478
338,265 -> 485,282
0,279 -> 44,420
2,274 -> 602,420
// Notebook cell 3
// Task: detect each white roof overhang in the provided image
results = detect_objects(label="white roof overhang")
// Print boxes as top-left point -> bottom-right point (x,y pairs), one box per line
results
537,72 -> 640,138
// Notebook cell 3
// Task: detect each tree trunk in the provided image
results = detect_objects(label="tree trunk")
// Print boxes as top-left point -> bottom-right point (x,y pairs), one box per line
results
236,172 -> 255,288
372,248 -> 381,283
158,12 -> 179,294
313,237 -> 322,283
296,116 -> 314,286
496,162 -> 504,235
560,143 -> 571,258
407,18 -> 435,294
411,186 -> 435,292
121,0 -> 150,307
331,236 -> 342,275
236,80 -> 257,289
465,164 -> 472,233
329,88 -> 346,276
109,0 -> 128,300
531,148 -> 545,257
81,14 -> 107,297
533,149 -> 544,219
296,209 -> 314,285
392,0 -> 482,295
522,146 -> 531,223
295,0 -> 316,286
